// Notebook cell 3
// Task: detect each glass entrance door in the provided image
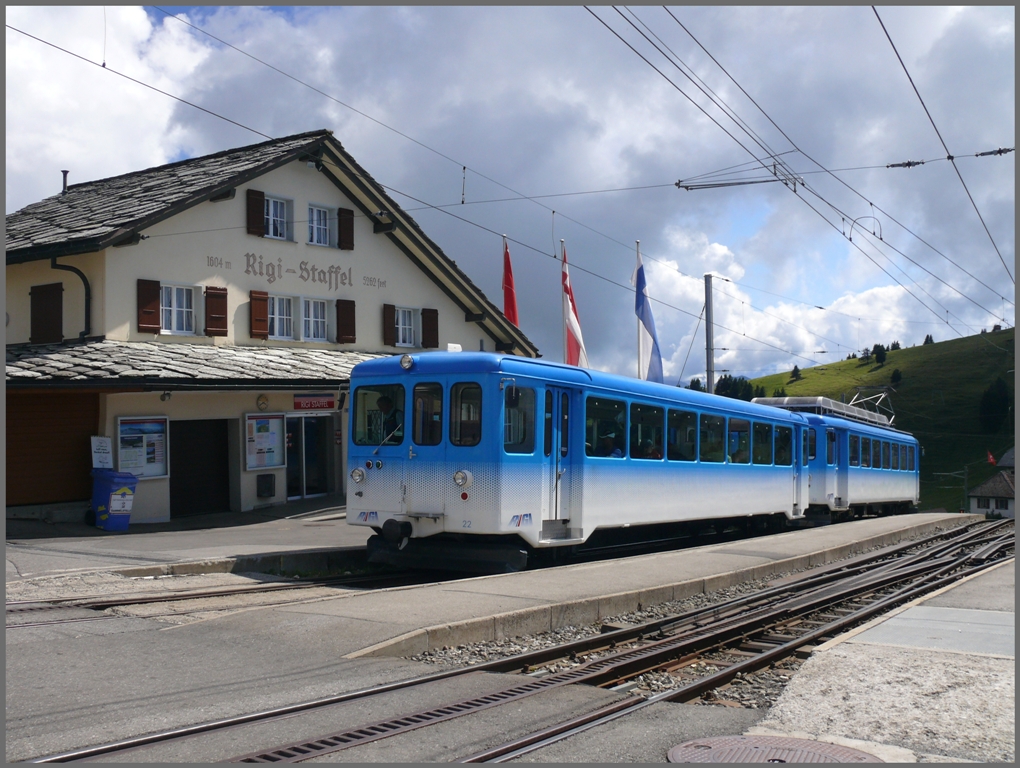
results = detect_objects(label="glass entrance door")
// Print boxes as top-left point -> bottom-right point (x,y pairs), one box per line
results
286,415 -> 332,499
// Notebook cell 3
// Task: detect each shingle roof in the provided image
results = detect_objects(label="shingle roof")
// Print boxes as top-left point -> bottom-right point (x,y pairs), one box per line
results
6,130 -> 331,260
998,447 -> 1014,469
6,128 -> 539,358
969,471 -> 1015,499
6,338 -> 384,388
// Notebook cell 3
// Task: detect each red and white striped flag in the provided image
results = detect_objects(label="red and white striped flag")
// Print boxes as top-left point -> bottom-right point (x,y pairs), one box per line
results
561,243 -> 589,368
502,236 -> 519,327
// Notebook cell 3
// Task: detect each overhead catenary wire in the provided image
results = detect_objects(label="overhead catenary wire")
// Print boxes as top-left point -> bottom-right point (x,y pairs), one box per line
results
666,7 -> 1015,307
871,6 -> 1013,286
591,8 -> 995,336
8,18 -> 1009,373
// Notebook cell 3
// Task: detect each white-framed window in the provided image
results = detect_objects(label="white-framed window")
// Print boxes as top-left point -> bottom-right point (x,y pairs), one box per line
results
308,205 -> 330,246
160,285 -> 195,334
265,196 -> 289,240
268,295 -> 293,340
995,498 -> 1010,510
396,307 -> 416,346
303,298 -> 327,341
977,498 -> 990,509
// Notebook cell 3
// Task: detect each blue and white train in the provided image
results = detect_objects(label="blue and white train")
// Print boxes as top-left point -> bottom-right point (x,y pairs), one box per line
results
346,352 -> 920,571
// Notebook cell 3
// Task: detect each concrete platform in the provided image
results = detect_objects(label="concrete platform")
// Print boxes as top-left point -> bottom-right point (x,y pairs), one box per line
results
5,497 -> 372,581
751,557 -> 1015,763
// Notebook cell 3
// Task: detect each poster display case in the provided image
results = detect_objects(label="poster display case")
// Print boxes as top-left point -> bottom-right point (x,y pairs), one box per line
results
117,416 -> 169,478
245,413 -> 286,470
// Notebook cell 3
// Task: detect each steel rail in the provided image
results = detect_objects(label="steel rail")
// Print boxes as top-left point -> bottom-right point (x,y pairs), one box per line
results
228,529 -> 1009,763
460,553 -> 1014,762
31,521 -> 1007,763
6,571 -> 430,611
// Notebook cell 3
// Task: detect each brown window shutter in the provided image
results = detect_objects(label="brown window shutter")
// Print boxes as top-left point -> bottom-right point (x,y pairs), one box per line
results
137,278 -> 161,333
250,290 -> 269,339
30,282 -> 63,343
338,208 -> 354,250
382,303 -> 396,346
205,286 -> 228,337
336,299 -> 356,344
246,189 -> 265,236
421,308 -> 439,349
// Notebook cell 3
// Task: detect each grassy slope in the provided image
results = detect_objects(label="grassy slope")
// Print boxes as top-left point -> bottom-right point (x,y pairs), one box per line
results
750,328 -> 1015,512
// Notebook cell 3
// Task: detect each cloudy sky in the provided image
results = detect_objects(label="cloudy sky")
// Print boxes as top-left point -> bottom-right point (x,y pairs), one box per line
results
6,6 -> 1015,384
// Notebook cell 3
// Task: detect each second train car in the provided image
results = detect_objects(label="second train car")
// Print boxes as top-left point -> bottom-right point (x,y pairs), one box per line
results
346,352 -> 919,571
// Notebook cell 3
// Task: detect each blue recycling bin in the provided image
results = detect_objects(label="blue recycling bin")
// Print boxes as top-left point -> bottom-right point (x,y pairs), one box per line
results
91,469 -> 139,532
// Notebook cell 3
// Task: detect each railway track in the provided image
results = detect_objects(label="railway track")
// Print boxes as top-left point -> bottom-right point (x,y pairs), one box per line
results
5,570 -> 444,630
30,519 -> 1013,763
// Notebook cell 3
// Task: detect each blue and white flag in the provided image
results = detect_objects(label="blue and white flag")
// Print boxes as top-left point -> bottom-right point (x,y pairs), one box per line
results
631,243 -> 663,383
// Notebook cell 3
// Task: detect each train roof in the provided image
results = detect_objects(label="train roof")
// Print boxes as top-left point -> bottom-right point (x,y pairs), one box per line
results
351,352 -> 809,423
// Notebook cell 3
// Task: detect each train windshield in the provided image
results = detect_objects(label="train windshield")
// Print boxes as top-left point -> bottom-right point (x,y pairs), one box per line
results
352,385 -> 405,446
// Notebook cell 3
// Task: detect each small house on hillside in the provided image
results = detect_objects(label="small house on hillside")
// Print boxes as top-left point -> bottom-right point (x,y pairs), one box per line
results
968,447 -> 1015,519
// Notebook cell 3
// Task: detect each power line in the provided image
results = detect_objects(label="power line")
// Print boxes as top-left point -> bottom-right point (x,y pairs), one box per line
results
665,7 -> 1014,307
618,9 -> 999,333
872,6 -> 1014,286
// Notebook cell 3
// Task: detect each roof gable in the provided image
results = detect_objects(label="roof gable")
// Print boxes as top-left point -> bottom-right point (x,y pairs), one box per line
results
6,130 -> 331,261
6,129 -> 538,357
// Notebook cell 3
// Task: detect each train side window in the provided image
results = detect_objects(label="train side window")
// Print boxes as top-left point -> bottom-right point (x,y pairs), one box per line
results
353,384 -> 405,446
849,435 -> 860,466
908,445 -> 915,471
899,445 -> 908,470
728,418 -> 750,464
752,422 -> 773,465
504,386 -> 536,454
700,413 -> 726,463
412,383 -> 443,445
874,439 -> 883,468
881,441 -> 891,469
807,429 -> 817,460
450,382 -> 482,447
630,403 -> 664,460
826,429 -> 836,465
890,442 -> 899,470
667,409 -> 697,461
774,426 -> 793,466
861,437 -> 871,467
585,397 -> 626,458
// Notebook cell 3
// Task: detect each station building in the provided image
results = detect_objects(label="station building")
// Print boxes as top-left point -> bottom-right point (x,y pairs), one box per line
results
6,129 -> 537,523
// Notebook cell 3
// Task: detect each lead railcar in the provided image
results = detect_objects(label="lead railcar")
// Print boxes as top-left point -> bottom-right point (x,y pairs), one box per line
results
346,352 -> 919,572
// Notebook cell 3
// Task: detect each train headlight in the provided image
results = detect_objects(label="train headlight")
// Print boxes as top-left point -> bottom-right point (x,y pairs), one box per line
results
350,468 -> 366,484
453,470 -> 473,488
399,354 -> 414,370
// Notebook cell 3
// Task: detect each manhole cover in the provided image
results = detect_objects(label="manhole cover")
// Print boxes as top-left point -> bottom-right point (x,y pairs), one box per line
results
668,735 -> 883,763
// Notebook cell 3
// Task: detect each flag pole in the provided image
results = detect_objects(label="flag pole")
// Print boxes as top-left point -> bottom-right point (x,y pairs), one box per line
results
561,239 -> 567,365
636,240 -> 641,379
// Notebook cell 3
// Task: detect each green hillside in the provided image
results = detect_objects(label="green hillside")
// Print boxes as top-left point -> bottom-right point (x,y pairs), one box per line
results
750,328 -> 1015,512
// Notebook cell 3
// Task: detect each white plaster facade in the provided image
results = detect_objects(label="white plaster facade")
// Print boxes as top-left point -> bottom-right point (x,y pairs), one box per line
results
6,132 -> 535,522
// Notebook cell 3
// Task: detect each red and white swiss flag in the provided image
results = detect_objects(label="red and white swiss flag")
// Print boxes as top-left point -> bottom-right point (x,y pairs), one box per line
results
561,244 -> 589,368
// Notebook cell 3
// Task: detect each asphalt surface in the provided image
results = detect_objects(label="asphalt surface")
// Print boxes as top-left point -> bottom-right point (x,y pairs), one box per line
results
5,510 -> 1011,763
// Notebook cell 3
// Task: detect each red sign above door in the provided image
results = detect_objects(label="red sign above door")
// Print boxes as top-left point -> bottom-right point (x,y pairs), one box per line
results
293,393 -> 336,411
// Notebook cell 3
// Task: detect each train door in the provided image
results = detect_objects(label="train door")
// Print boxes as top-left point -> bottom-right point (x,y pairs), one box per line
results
404,381 -> 446,516
834,429 -> 849,509
793,425 -> 807,516
542,387 -> 572,522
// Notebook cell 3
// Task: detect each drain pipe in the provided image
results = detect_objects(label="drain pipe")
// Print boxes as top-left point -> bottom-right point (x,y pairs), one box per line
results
50,257 -> 91,340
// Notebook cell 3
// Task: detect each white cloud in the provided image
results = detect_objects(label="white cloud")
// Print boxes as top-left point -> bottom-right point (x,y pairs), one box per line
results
6,6 -> 1013,381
